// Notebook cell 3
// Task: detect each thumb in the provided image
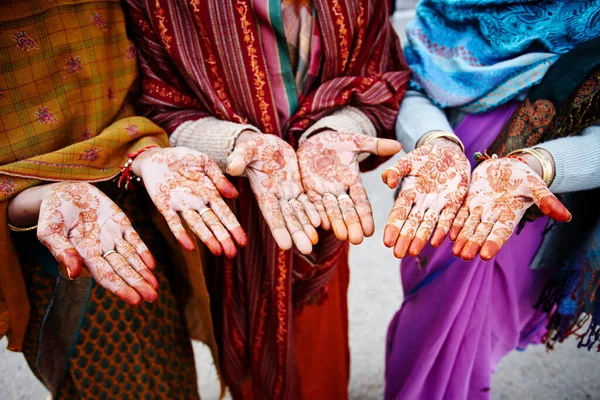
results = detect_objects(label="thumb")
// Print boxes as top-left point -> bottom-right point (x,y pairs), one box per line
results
537,194 -> 572,222
529,179 -> 571,222
40,233 -> 83,279
227,141 -> 256,176
382,158 -> 411,189
357,136 -> 403,157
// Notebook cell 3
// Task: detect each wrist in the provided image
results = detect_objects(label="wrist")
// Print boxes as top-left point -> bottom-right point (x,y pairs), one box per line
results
418,130 -> 464,153
305,127 -> 335,141
507,148 -> 555,186
235,130 -> 260,146
7,183 -> 56,227
519,154 -> 543,177
131,147 -> 161,176
428,137 -> 463,152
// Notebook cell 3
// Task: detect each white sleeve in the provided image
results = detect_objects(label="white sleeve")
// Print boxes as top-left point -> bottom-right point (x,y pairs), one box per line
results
395,90 -> 453,152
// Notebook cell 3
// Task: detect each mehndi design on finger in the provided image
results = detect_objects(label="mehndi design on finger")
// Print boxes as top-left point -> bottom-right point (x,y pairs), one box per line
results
37,182 -> 157,304
383,143 -> 470,255
137,147 -> 245,254
455,157 -> 566,260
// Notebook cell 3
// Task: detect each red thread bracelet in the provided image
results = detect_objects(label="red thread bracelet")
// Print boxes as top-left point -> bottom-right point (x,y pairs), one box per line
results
506,154 -> 527,164
117,145 -> 158,190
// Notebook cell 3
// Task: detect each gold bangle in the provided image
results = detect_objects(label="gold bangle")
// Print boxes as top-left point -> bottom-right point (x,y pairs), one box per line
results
507,148 -> 554,187
420,131 -> 465,153
533,148 -> 556,184
7,223 -> 38,232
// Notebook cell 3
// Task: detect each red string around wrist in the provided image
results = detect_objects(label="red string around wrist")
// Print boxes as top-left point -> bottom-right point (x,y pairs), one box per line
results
117,145 -> 158,190
472,150 -> 526,166
126,145 -> 158,160
506,154 -> 527,165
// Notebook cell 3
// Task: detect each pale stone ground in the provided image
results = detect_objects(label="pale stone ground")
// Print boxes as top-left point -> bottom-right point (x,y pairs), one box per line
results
1,3 -> 599,399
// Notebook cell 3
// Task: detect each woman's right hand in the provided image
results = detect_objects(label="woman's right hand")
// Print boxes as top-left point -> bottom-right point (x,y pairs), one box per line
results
10,182 -> 158,305
227,132 -> 320,254
382,140 -> 470,258
450,157 -> 571,261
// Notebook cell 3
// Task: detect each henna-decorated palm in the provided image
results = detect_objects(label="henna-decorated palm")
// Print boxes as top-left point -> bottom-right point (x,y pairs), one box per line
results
298,130 -> 402,244
450,157 -> 571,261
133,147 -> 247,258
227,133 -> 320,254
382,142 -> 470,258
37,182 -> 158,305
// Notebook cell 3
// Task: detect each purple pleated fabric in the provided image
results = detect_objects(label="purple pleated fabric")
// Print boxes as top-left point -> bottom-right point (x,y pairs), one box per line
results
385,102 -> 551,400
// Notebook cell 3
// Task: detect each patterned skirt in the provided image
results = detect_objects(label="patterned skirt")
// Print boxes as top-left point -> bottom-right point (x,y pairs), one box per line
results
16,186 -> 199,399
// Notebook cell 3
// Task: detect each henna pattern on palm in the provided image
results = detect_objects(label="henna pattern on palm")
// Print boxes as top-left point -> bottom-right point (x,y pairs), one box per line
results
135,147 -> 247,258
37,182 -> 158,305
228,134 -> 320,254
298,130 -> 402,244
450,157 -> 571,261
382,143 -> 470,258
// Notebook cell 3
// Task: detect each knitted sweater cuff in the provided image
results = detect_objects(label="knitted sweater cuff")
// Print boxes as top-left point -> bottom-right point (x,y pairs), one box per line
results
169,117 -> 261,170
536,125 -> 600,194
395,90 -> 454,152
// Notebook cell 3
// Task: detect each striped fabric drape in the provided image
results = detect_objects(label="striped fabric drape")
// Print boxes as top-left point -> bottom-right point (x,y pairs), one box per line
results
123,1 -> 409,398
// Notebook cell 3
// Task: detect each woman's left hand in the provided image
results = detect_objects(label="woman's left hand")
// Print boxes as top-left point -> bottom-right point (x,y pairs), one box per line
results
133,147 -> 247,258
450,157 -> 571,261
297,130 -> 402,244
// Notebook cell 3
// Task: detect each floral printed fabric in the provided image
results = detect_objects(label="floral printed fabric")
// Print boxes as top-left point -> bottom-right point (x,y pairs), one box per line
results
0,0 -> 168,203
0,0 -> 167,354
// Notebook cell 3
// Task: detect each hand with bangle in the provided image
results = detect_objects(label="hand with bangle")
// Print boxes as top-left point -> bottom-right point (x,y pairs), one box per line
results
8,182 -> 159,305
132,147 -> 247,258
450,150 -> 571,261
382,131 -> 471,258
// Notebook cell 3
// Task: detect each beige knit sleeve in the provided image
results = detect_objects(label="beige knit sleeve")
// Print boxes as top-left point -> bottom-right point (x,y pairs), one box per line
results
169,117 -> 261,170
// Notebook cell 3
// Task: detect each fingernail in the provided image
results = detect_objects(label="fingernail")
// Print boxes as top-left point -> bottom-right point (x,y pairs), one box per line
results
66,266 -> 73,280
567,212 -> 573,222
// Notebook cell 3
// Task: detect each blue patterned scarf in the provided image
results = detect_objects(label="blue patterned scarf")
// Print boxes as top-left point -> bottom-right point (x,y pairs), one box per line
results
404,0 -> 600,113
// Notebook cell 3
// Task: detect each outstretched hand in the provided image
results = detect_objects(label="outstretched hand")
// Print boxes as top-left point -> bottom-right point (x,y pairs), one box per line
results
36,182 -> 158,305
382,141 -> 470,258
450,157 -> 571,261
298,130 -> 402,244
227,132 -> 320,254
134,147 -> 247,258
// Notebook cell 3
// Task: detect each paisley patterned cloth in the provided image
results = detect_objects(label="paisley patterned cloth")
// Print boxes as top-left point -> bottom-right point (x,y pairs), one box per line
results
404,0 -> 600,113
486,37 -> 600,352
385,31 -> 600,400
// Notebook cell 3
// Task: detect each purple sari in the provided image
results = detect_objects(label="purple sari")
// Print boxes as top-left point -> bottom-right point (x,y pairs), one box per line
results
385,102 -> 551,399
